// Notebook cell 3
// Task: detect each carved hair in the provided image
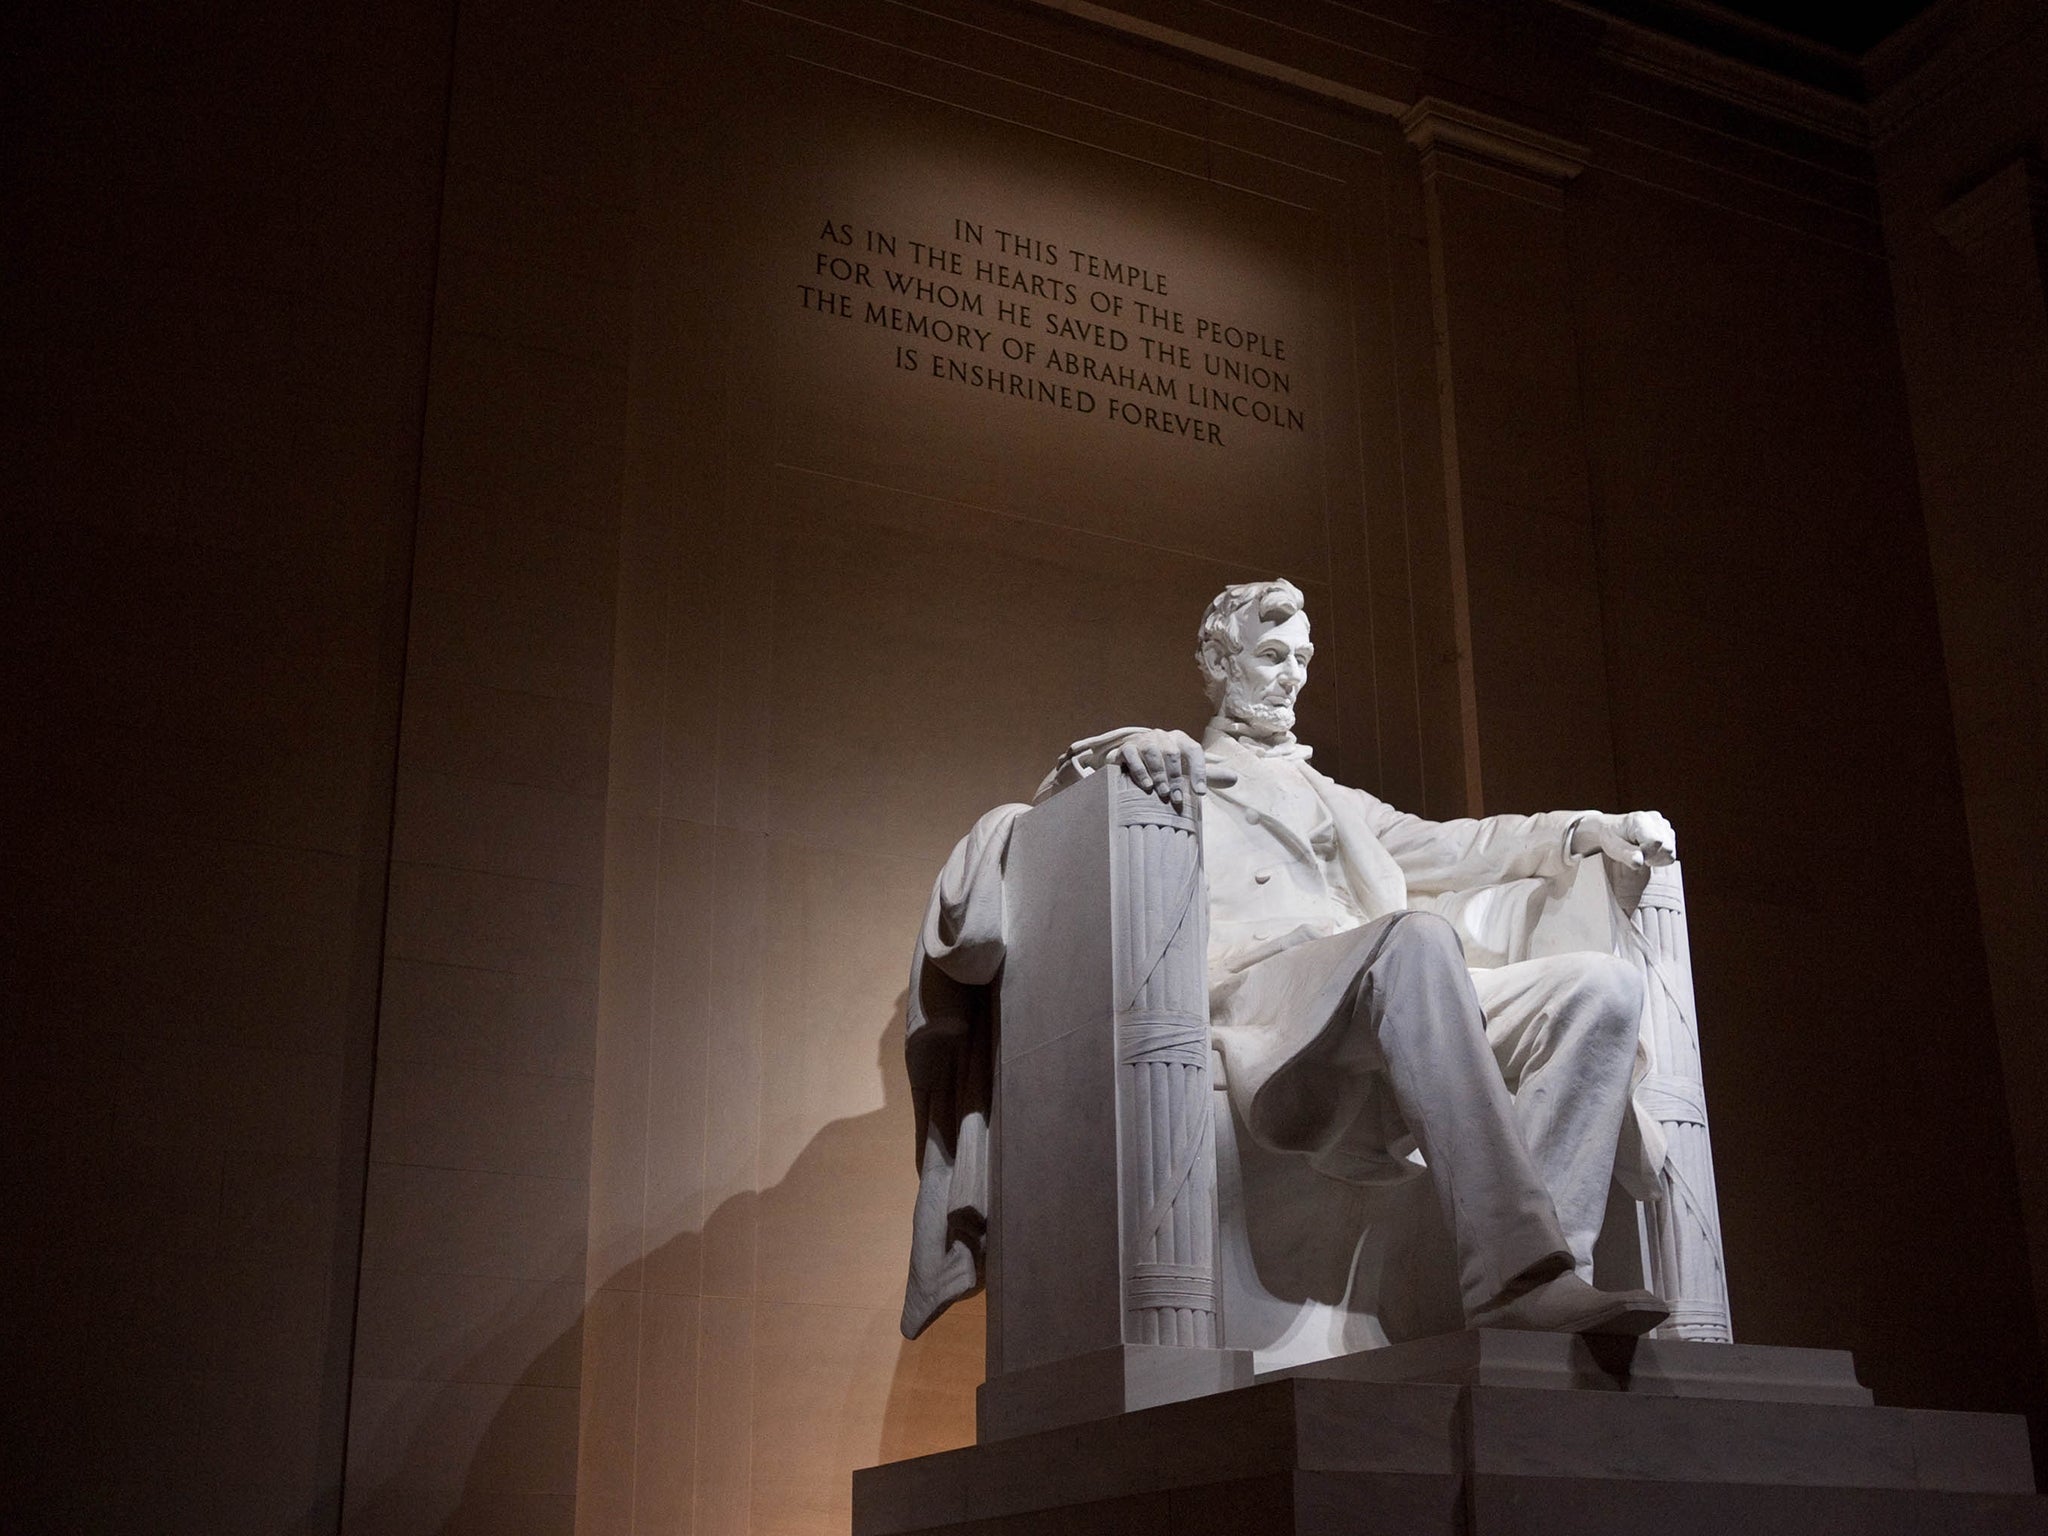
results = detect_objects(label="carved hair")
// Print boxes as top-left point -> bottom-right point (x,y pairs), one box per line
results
1196,578 -> 1307,707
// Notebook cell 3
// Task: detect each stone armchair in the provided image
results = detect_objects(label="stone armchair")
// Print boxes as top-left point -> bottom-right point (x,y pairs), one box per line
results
913,763 -> 1731,1441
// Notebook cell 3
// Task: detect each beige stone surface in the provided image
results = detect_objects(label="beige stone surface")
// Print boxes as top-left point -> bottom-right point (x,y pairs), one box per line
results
10,0 -> 2045,1529
570,19 -> 1373,1517
557,2 -> 2048,1529
1874,0 -> 2048,1369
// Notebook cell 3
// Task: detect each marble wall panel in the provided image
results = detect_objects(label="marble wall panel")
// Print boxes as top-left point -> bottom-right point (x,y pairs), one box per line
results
340,0 -> 634,1521
385,857 -> 601,972
700,824 -> 770,1306
572,1288 -> 642,1536
418,334 -> 626,537
361,1165 -> 589,1283
400,673 -> 613,802
11,836 -> 368,1065
598,507 -> 670,822
585,811 -> 662,1297
351,1269 -> 586,1388
639,817 -> 719,1299
751,468 -> 1343,864
1416,139 -> 1618,817
403,583 -> 617,708
632,1289 -> 706,1533
393,769 -> 608,893
343,1376 -> 581,1535
377,958 -> 599,1081
1874,0 -> 2048,1415
749,1300 -> 962,1536
1455,492 -> 1621,815
693,1297 -> 758,1536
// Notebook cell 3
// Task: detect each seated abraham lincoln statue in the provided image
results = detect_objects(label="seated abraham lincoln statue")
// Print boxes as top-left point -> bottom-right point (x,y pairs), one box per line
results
902,578 -> 1681,1346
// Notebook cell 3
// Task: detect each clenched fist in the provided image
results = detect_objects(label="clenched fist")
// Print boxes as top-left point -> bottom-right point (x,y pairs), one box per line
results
1571,809 -> 1677,869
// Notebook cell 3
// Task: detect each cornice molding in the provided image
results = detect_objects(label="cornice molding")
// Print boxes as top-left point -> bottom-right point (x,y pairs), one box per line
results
1030,0 -> 1881,163
1864,0 -> 1966,120
1023,0 -> 1406,121
1868,0 -> 2047,144
1401,98 -> 1588,183
1590,21 -> 1871,145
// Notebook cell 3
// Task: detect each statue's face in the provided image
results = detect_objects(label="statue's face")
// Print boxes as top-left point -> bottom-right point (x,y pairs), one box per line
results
1221,610 -> 1313,740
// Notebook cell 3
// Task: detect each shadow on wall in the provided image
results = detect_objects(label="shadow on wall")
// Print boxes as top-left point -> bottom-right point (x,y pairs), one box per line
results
339,991 -> 976,1536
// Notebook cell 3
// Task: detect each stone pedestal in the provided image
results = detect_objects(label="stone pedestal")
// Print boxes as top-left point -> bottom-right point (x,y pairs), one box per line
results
854,1334 -> 2046,1535
1274,1329 -> 1869,1405
977,1342 -> 1254,1445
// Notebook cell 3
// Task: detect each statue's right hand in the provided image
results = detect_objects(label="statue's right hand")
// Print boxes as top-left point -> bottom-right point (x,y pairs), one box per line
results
1112,729 -> 1235,812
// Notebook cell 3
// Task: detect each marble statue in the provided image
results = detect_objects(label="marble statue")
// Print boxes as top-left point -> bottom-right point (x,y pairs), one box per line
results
902,578 -> 1691,1348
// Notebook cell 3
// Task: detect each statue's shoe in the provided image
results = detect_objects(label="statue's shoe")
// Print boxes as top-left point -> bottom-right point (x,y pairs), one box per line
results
1468,1272 -> 1669,1336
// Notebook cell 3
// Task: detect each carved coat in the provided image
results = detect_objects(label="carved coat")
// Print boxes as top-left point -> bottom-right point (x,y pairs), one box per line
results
1200,728 -> 1607,1168
900,801 -> 1025,1339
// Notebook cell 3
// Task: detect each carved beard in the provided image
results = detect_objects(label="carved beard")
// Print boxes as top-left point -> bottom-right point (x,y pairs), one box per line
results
1225,685 -> 1297,739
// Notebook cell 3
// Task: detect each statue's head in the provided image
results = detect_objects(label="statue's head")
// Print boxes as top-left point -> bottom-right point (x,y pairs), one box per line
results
1196,578 -> 1313,742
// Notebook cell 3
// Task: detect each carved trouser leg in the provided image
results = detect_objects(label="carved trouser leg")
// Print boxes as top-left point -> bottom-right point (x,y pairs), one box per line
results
1224,912 -> 1640,1319
1473,952 -> 1645,1278
1235,913 -> 1562,1315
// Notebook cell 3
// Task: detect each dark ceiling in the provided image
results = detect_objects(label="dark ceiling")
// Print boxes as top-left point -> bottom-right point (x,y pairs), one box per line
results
1692,0 -> 1935,54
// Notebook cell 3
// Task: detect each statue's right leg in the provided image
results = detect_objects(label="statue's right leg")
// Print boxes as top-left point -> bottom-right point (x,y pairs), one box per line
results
1222,913 -> 1666,1333
1335,911 -> 1576,1318
1350,914 -> 1666,1335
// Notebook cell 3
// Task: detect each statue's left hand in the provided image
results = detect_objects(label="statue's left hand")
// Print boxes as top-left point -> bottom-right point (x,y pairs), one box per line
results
1112,728 -> 1235,813
1572,809 -> 1677,869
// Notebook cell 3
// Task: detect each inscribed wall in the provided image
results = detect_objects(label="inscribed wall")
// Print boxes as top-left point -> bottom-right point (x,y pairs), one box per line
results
579,8 -> 1417,1530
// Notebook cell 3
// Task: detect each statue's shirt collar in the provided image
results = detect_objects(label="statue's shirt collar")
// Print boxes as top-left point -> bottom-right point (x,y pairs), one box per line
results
1206,716 -> 1313,762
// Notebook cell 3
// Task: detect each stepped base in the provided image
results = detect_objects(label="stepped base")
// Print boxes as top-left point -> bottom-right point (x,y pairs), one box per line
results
978,1344 -> 1255,1443
1270,1328 -> 1873,1405
857,1338 -> 2043,1536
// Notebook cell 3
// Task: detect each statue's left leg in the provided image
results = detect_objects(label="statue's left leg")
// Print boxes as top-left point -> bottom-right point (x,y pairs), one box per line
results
1470,955 -> 1645,1278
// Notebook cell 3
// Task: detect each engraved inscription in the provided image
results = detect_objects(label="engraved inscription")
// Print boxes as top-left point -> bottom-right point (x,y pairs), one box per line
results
796,214 -> 1307,449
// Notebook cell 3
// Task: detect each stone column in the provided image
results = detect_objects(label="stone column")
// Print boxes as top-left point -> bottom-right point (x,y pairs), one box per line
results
1403,98 -> 1618,817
